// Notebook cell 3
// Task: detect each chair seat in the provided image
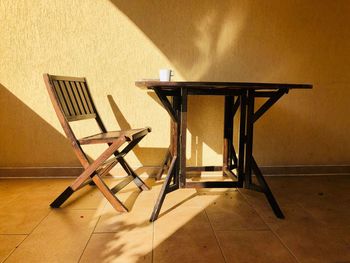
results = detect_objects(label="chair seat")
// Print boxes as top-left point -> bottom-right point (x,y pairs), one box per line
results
79,127 -> 151,145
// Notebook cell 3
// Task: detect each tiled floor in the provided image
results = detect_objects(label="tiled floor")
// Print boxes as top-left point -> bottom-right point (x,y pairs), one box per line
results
1,175 -> 350,263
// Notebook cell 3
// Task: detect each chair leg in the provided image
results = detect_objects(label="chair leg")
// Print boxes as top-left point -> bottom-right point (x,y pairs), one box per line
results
71,138 -> 126,190
50,178 -> 95,208
92,175 -> 128,212
111,136 -> 150,191
50,138 -> 126,209
132,176 -> 150,191
118,157 -> 150,191
50,186 -> 74,208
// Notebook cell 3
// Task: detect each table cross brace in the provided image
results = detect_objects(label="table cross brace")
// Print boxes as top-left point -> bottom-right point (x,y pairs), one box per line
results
154,88 -> 178,122
150,86 -> 289,222
253,89 -> 288,123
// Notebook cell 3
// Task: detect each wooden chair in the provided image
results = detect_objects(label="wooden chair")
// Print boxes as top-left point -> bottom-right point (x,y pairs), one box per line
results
43,73 -> 151,212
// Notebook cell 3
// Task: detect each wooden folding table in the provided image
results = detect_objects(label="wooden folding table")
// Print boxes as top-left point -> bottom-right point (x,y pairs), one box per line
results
136,81 -> 312,222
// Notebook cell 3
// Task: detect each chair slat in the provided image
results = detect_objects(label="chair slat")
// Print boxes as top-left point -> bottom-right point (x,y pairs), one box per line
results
70,81 -> 85,115
65,81 -> 80,115
67,113 -> 96,122
52,80 -> 70,116
49,75 -> 86,82
53,77 -> 98,121
59,80 -> 76,116
76,82 -> 91,114
80,82 -> 94,114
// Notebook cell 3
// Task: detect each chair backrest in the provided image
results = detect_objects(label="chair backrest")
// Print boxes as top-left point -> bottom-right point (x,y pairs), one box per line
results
45,74 -> 99,121
43,73 -> 106,168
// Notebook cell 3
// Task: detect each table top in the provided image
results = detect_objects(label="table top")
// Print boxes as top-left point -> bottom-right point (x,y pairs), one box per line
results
135,80 -> 313,90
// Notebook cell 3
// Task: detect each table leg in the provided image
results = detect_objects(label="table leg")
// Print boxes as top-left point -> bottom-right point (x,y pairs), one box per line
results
244,90 -> 254,186
150,156 -> 178,222
179,88 -> 188,188
231,97 -> 240,169
150,95 -> 181,221
223,96 -> 240,179
252,157 -> 284,218
156,96 -> 178,180
243,90 -> 284,218
238,92 -> 247,187
223,96 -> 234,175
156,150 -> 171,180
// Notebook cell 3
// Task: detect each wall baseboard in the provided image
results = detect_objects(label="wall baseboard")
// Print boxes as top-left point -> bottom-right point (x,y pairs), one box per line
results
0,167 -> 84,178
0,165 -> 349,179
260,165 -> 350,176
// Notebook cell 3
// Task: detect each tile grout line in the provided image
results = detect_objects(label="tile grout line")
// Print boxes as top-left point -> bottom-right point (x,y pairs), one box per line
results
151,187 -> 157,263
151,219 -> 155,263
3,209 -> 53,263
237,188 -> 301,263
77,215 -> 102,263
204,206 -> 228,263
214,228 -> 275,232
0,233 -> 29,236
292,200 -> 350,246
77,203 -> 107,263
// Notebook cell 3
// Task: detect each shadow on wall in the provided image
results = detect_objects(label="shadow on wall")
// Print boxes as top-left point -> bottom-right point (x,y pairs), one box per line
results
110,0 -> 250,166
110,0 -> 249,81
110,0 -> 350,166
254,85 -> 350,165
110,0 -> 350,81
0,83 -> 79,167
107,1 -> 292,164
107,95 -> 167,167
0,83 -> 163,176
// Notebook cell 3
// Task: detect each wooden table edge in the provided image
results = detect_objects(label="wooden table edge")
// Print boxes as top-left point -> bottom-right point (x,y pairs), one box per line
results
135,80 -> 313,90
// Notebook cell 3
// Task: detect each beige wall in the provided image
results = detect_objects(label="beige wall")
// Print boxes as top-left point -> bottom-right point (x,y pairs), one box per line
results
0,0 -> 349,170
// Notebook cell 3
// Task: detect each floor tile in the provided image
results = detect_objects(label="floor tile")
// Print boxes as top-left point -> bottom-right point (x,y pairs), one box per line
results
157,188 -> 199,211
154,232 -> 225,263
216,230 -> 297,263
154,207 -> 225,263
330,227 -> 350,245
273,221 -> 350,263
297,193 -> 350,228
5,210 -> 99,263
0,235 -> 26,262
0,203 -> 50,235
256,203 -> 321,230
80,230 -> 152,263
0,179 -> 105,234
205,192 -> 268,231
154,206 -> 208,241
95,203 -> 152,234
60,186 -> 107,210
2,175 -> 350,263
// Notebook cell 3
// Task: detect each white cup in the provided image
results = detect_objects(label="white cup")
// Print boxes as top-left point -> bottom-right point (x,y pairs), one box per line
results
159,69 -> 173,81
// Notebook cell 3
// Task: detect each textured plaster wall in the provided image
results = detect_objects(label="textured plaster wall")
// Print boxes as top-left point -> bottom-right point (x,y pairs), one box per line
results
0,0 -> 349,169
